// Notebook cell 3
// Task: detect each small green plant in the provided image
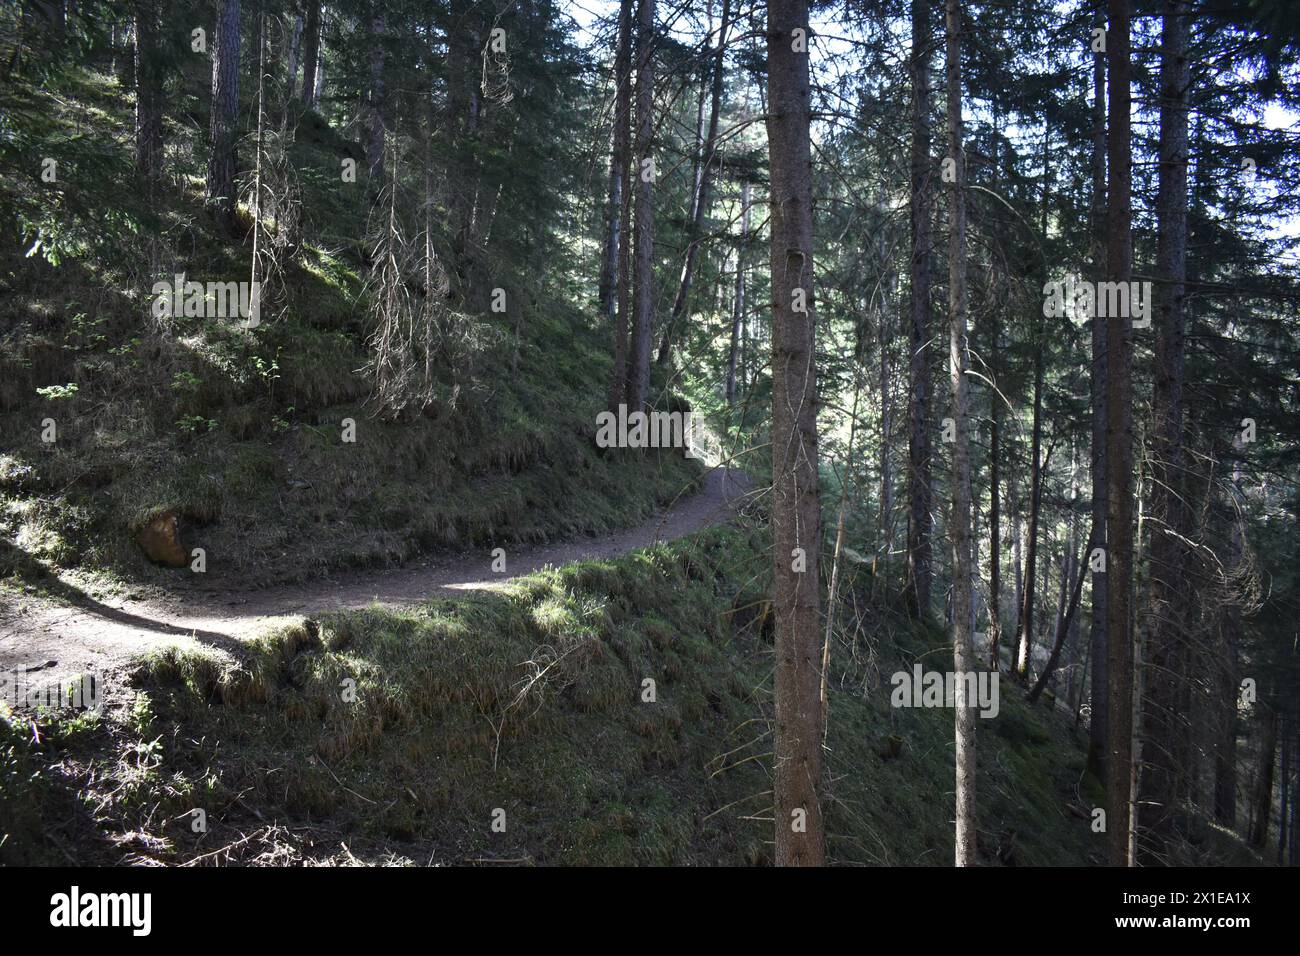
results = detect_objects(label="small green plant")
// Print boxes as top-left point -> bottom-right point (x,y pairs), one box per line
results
132,736 -> 163,771
170,371 -> 201,392
176,415 -> 217,434
127,692 -> 154,737
35,383 -> 78,400
251,351 -> 281,395
65,311 -> 107,351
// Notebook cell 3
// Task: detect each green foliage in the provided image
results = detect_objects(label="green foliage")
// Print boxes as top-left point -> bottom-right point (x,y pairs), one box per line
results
0,27 -> 699,589
34,383 -> 77,401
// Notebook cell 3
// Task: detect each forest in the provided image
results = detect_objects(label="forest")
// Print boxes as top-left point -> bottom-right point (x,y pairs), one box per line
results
0,0 -> 1297,875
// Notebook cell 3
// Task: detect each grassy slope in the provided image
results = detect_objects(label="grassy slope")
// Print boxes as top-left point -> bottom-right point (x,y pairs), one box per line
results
0,66 -> 697,594
5,518 -> 1227,867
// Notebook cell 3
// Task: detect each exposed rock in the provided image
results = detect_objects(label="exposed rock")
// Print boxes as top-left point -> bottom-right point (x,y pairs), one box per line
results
135,510 -> 187,568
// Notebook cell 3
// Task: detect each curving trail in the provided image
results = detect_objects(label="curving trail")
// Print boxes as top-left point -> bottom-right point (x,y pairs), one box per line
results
0,468 -> 754,688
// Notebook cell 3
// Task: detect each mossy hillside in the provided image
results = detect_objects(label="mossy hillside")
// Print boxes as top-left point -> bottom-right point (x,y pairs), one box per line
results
0,63 -> 697,589
4,520 -> 1109,865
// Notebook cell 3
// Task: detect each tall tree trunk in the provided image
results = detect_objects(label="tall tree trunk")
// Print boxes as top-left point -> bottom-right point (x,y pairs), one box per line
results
206,0 -> 242,232
1030,450 -> 1082,701
626,0 -> 656,412
1289,732 -> 1297,864
133,0 -> 163,181
878,264 -> 894,558
115,20 -> 136,88
1028,525 -> 1094,705
299,2 -> 320,107
822,376 -> 862,731
1249,707 -> 1277,849
1216,456 -> 1244,830
312,7 -> 326,104
1075,628 -> 1092,726
988,344 -> 1002,668
767,0 -> 823,867
1087,9 -> 1110,783
447,0 -> 482,280
1137,0 -> 1191,866
657,0 -> 732,368
725,179 -> 751,405
364,12 -> 387,189
1105,0 -> 1136,868
1015,343 -> 1045,679
614,133 -> 635,407
986,112 -> 1004,669
285,9 -> 303,100
905,0 -> 934,621
248,7 -> 265,327
944,0 -> 976,867
1280,715 -> 1290,865
1010,467 -> 1024,623
1064,598 -> 1082,713
1016,122 -> 1050,682
1213,611 -> 1240,827
600,0 -> 635,350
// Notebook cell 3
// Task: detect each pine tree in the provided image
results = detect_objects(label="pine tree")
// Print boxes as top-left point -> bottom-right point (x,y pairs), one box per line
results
626,0 -> 656,413
906,0 -> 935,621
944,0 -> 977,867
207,0 -> 242,231
1104,0 -> 1137,868
767,0 -> 824,867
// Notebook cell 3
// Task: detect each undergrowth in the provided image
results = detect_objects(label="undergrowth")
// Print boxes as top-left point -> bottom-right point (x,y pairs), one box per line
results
0,519 -> 1150,866
0,63 -> 697,594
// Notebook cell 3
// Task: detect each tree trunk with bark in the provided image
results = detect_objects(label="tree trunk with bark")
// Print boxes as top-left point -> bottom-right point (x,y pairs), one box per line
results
879,276 -> 893,558
446,0 -> 483,281
1087,8 -> 1110,783
206,0 -> 242,232
1215,491 -> 1242,829
626,0 -> 656,412
285,9 -> 303,100
905,0 -> 934,621
1280,715 -> 1290,864
657,0 -> 732,368
133,0 -> 163,181
725,179 -> 750,405
1011,467 -> 1024,624
944,0 -> 976,867
767,0 -> 824,867
1028,525 -> 1094,705
1250,707 -> 1278,849
1137,0 -> 1191,866
364,12 -> 387,189
600,0 -> 635,388
1105,0 -> 1136,868
1015,346 -> 1044,680
300,2 -> 321,107
249,8 -> 266,328
988,364 -> 1002,669
1016,122 -> 1051,682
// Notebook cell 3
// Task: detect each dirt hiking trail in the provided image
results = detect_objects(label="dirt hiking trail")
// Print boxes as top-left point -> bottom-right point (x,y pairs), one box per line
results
0,468 -> 754,687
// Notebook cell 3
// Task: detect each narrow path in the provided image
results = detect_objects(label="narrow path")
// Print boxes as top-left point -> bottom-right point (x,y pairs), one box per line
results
0,468 -> 753,685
